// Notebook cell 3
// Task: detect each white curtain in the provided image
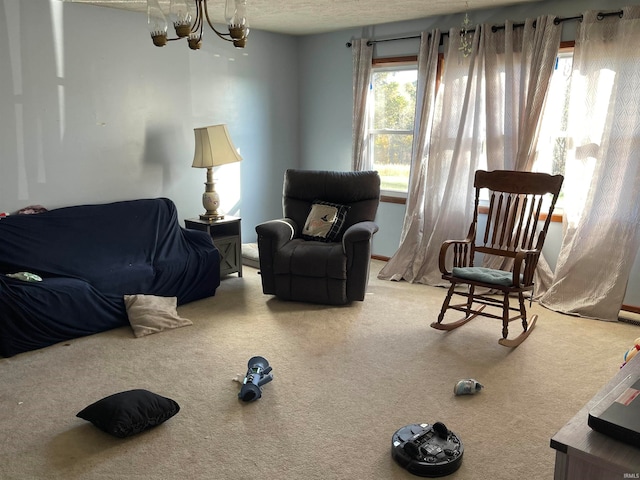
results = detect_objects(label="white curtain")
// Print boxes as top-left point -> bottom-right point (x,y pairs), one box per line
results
379,17 -> 561,285
378,28 -> 483,284
481,16 -> 561,291
539,7 -> 640,321
484,16 -> 561,172
352,39 -> 373,171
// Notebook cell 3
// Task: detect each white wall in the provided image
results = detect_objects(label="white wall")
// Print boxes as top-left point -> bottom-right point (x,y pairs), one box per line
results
0,0 -> 299,240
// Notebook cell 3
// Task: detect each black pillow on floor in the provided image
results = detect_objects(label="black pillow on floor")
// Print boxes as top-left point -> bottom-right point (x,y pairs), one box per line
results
76,389 -> 180,438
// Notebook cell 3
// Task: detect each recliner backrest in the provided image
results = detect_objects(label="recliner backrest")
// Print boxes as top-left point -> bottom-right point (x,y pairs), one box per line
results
282,169 -> 380,237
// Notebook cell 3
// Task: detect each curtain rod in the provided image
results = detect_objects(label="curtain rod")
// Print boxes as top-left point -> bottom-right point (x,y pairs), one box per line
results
346,9 -> 624,47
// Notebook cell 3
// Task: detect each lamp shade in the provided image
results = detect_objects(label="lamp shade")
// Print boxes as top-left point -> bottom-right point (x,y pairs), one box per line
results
192,124 -> 242,168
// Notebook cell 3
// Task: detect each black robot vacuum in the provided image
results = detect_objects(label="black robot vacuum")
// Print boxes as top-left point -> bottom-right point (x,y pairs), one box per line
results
391,422 -> 463,477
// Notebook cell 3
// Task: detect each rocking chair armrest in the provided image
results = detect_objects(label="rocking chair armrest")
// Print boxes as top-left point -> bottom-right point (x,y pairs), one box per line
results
513,249 -> 541,287
439,239 -> 473,275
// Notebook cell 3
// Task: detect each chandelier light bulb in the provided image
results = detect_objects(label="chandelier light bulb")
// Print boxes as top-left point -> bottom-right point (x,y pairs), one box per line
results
170,0 -> 193,37
224,0 -> 235,24
147,0 -> 168,46
227,0 -> 248,27
188,33 -> 203,50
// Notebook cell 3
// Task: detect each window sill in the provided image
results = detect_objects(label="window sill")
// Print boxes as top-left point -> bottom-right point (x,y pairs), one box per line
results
381,194 -> 406,205
380,189 -> 407,204
379,195 -> 563,222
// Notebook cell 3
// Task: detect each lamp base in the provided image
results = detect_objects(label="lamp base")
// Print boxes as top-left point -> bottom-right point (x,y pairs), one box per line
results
199,213 -> 225,222
200,171 -> 224,222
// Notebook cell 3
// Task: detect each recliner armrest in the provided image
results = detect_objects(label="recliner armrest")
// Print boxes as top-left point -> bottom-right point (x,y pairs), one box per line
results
255,218 -> 299,296
342,221 -> 378,301
256,218 -> 298,248
342,221 -> 379,250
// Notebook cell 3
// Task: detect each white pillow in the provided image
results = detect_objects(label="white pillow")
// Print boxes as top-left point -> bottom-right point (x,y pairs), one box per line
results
124,294 -> 192,338
301,200 -> 350,242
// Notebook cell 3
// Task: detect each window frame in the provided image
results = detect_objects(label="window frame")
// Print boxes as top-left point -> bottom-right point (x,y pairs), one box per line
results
370,56 -> 418,204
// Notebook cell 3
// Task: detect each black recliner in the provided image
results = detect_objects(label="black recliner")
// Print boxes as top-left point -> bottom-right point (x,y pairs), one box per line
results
255,169 -> 380,305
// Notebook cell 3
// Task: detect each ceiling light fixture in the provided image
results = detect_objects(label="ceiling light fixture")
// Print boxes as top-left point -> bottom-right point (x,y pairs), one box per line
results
459,3 -> 473,58
147,0 -> 249,49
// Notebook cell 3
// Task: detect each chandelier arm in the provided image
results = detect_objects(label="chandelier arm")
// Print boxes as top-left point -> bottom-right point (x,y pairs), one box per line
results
202,0 -> 233,40
192,0 -> 203,35
210,26 -> 234,42
195,8 -> 204,41
151,34 -> 185,43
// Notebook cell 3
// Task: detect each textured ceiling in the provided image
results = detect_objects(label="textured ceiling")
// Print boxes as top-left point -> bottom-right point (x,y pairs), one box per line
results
63,0 -> 543,36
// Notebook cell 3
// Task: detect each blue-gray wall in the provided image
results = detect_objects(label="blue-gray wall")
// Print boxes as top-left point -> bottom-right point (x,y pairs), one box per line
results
0,0 -> 298,240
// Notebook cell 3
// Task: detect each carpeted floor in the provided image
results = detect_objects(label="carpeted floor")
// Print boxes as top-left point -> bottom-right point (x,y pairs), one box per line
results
1,260 -> 638,480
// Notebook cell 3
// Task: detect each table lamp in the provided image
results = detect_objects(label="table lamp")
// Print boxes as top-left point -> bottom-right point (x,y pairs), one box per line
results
192,124 -> 242,221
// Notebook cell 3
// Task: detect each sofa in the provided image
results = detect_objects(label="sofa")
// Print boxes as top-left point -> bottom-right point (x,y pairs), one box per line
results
0,198 -> 220,357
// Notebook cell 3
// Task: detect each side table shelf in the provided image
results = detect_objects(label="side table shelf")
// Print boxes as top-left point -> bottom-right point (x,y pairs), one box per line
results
185,216 -> 243,277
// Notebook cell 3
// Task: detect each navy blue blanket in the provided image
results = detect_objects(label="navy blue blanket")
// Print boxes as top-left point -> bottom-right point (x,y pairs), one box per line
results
0,198 -> 220,357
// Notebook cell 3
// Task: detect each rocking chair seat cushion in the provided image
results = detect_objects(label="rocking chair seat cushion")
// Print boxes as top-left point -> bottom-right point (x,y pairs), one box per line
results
452,267 -> 523,286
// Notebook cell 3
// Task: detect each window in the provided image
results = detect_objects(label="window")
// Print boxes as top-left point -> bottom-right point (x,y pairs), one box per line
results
479,45 -> 574,216
532,46 -> 574,210
367,47 -> 573,211
368,59 -> 418,198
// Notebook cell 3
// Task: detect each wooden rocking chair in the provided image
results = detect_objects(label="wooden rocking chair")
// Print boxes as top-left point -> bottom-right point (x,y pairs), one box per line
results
431,170 -> 564,347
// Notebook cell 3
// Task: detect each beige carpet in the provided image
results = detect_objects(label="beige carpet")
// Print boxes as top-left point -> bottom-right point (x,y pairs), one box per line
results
1,260 -> 639,480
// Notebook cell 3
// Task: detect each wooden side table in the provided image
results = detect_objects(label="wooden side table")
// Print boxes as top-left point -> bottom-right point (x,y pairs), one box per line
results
550,352 -> 640,479
185,216 -> 242,277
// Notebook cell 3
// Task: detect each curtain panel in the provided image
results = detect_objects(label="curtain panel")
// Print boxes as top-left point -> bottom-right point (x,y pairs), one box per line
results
539,7 -> 640,321
378,28 -> 482,284
379,16 -> 560,286
480,16 -> 561,292
351,39 -> 373,171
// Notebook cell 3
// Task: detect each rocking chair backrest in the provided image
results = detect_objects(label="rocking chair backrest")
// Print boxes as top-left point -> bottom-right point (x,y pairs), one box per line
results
471,170 -> 564,260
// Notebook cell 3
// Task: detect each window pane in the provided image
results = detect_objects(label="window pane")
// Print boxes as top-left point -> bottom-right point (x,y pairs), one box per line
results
533,50 -> 574,208
372,70 -> 417,130
372,133 -> 412,192
370,66 -> 417,194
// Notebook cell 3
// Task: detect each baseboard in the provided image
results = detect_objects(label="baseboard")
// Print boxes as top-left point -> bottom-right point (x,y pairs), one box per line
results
370,255 -> 640,316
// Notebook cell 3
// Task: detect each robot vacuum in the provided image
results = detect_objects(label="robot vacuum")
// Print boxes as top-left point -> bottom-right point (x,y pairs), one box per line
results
391,422 -> 463,477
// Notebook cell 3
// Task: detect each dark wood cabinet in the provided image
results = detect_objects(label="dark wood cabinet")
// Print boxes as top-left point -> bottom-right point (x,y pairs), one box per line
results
185,216 -> 242,277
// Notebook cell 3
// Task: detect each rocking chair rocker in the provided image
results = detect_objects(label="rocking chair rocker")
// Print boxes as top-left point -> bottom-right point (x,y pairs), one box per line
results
431,170 -> 564,347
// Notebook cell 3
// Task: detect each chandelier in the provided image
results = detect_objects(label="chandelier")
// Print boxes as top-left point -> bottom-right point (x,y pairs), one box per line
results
459,12 -> 473,58
147,0 -> 249,49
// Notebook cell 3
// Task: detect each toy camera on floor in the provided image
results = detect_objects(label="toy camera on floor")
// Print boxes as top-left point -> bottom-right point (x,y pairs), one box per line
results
238,356 -> 273,402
